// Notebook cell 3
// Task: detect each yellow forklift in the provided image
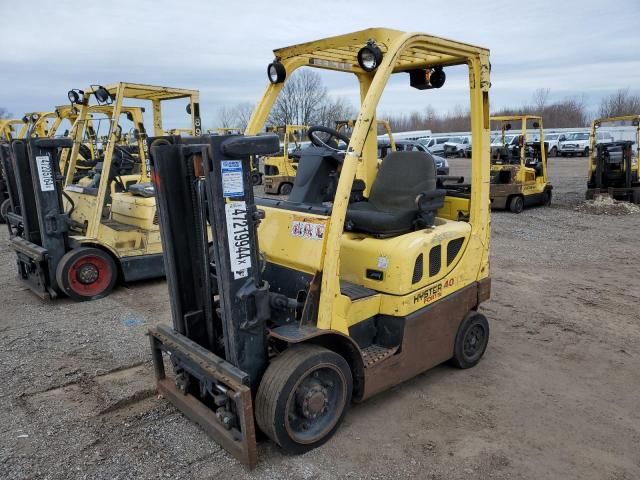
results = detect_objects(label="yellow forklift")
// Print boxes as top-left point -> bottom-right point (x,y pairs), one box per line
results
0,118 -> 28,140
263,124 -> 308,195
6,82 -> 201,300
1,105 -> 143,227
489,115 -> 552,213
1,118 -> 28,222
147,28 -> 492,468
586,115 -> 640,204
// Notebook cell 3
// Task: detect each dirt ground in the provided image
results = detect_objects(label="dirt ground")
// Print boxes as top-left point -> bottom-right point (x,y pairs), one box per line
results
1,157 -> 639,480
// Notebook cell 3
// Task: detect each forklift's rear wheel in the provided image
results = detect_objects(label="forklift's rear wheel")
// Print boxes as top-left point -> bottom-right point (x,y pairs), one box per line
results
56,247 -> 118,301
279,182 -> 293,196
256,345 -> 352,454
543,190 -> 552,206
451,312 -> 490,369
509,195 -> 524,213
251,171 -> 262,186
0,198 -> 11,223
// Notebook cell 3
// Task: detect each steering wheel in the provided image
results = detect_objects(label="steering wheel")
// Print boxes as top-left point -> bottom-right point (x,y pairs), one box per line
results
308,126 -> 351,151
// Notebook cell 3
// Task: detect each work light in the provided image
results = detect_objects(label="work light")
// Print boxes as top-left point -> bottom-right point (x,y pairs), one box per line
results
268,61 -> 286,84
357,40 -> 383,72
429,67 -> 446,88
93,85 -> 112,105
68,89 -> 83,105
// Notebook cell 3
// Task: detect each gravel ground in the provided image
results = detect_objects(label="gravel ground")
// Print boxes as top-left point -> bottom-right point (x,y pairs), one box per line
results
0,157 -> 639,479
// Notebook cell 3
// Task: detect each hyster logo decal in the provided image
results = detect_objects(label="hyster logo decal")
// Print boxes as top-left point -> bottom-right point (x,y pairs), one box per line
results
413,283 -> 443,304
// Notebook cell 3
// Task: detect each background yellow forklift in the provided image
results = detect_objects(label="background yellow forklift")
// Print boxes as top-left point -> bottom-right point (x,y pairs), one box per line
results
263,124 -> 308,195
490,115 -> 552,213
1,104 -> 140,229
7,82 -> 201,301
147,28 -> 492,468
1,118 -> 28,222
586,115 -> 640,204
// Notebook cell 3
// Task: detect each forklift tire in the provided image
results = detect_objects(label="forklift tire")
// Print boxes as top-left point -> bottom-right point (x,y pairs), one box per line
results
543,190 -> 552,206
279,182 -> 293,196
451,312 -> 490,369
633,189 -> 640,205
56,247 -> 118,301
509,195 -> 524,214
0,198 -> 10,223
256,344 -> 352,454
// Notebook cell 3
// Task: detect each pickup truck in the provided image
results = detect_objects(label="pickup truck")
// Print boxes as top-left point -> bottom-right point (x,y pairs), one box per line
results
542,132 -> 566,157
559,132 -> 590,157
443,136 -> 471,158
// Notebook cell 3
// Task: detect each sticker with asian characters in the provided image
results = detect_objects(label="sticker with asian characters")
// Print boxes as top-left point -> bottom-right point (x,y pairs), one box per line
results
291,217 -> 325,240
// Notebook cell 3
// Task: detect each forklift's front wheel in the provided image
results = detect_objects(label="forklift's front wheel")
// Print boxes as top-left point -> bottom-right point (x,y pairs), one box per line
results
256,344 -> 352,454
56,247 -> 118,301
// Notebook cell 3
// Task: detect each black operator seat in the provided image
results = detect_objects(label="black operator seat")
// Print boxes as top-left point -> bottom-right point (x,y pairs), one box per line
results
345,150 -> 445,236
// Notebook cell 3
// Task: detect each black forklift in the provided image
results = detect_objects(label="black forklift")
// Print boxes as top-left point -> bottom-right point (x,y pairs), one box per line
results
586,115 -> 640,204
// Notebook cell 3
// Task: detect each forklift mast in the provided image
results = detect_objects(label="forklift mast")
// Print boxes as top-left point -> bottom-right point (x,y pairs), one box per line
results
148,133 -> 279,467
9,138 -> 72,297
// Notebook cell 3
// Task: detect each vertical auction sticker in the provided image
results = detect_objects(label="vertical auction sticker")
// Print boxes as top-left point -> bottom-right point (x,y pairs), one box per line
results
35,155 -> 55,192
221,160 -> 244,197
224,201 -> 252,279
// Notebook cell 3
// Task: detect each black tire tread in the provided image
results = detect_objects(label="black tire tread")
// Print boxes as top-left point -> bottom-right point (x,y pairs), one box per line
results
256,344 -> 351,451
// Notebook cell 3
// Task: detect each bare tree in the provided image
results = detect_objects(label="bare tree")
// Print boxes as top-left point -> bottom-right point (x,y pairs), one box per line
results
315,97 -> 356,128
598,89 -> 640,118
269,70 -> 327,126
233,103 -> 255,131
532,88 -> 550,112
215,106 -> 238,129
0,107 -> 10,119
267,70 -> 356,128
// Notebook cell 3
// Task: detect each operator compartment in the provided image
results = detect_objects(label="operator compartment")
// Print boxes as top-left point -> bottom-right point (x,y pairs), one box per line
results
110,183 -> 159,230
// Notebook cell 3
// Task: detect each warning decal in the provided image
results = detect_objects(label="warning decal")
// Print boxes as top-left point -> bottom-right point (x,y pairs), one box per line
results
221,160 -> 244,197
291,217 -> 325,240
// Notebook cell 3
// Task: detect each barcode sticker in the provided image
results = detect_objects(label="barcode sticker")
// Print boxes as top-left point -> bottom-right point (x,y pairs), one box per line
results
35,156 -> 55,192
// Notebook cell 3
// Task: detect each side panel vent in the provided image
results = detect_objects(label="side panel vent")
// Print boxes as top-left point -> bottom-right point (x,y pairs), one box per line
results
429,245 -> 441,277
153,208 -> 159,225
412,254 -> 423,284
447,237 -> 465,265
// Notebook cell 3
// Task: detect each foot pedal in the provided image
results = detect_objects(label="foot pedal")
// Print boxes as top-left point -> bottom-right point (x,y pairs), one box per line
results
361,344 -> 399,368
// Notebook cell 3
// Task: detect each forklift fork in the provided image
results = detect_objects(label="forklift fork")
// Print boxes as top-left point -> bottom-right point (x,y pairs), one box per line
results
148,324 -> 257,468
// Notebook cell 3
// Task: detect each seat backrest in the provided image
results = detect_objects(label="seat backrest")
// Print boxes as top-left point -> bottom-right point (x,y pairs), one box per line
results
288,146 -> 341,204
368,151 -> 436,211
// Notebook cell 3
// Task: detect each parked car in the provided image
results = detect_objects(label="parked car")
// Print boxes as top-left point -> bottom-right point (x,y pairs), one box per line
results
417,136 -> 451,156
543,132 -> 567,157
443,136 -> 471,158
378,140 -> 449,175
559,132 -> 590,157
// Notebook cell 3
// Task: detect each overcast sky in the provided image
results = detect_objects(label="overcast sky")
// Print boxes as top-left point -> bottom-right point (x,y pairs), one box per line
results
1,0 -> 639,129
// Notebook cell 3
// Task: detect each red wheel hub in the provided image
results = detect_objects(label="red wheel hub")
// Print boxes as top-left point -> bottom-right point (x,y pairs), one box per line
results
67,255 -> 112,296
